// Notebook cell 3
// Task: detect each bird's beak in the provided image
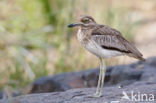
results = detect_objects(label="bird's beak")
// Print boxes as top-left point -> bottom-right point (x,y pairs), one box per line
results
68,23 -> 82,28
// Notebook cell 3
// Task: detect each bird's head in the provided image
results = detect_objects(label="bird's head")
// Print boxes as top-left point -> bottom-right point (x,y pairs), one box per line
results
68,15 -> 96,28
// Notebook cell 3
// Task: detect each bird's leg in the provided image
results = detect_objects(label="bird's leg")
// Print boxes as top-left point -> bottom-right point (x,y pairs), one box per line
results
93,60 -> 102,96
99,58 -> 106,97
91,58 -> 105,97
87,58 -> 106,98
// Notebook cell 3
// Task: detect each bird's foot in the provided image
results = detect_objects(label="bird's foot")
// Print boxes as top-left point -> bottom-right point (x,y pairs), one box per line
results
87,93 -> 102,98
93,92 -> 102,97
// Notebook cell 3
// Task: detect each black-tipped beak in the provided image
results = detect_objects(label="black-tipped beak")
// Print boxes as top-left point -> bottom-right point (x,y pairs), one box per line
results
68,23 -> 82,28
68,24 -> 75,28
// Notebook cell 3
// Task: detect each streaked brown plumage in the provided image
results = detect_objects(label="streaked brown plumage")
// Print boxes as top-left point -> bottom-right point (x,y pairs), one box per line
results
68,15 -> 145,97
91,25 -> 144,60
77,15 -> 144,60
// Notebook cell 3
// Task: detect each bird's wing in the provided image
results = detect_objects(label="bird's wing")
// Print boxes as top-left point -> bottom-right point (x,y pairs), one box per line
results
91,25 -> 144,60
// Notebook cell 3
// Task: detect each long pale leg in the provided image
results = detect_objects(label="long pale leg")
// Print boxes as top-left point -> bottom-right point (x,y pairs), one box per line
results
87,58 -> 106,98
94,58 -> 106,97
99,58 -> 106,96
91,58 -> 106,97
94,61 -> 102,96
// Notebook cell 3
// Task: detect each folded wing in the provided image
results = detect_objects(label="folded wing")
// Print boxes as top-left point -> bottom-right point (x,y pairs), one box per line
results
91,25 -> 145,60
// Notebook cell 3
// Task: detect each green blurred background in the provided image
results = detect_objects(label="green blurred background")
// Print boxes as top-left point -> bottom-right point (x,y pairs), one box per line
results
0,0 -> 155,94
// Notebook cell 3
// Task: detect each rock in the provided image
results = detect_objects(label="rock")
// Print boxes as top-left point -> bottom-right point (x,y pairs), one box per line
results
29,69 -> 100,93
108,66 -> 143,85
144,57 -> 156,67
30,77 -> 65,93
1,57 -> 156,102
30,57 -> 156,93
0,91 -> 3,99
1,81 -> 156,103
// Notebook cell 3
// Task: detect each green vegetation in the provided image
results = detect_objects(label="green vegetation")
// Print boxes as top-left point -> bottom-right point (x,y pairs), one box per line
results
0,0 -> 139,93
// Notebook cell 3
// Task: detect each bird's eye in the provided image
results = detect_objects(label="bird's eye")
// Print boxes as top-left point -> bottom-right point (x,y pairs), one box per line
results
83,19 -> 90,23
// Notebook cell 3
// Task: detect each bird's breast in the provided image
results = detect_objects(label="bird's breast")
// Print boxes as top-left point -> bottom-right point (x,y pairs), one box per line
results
77,29 -> 123,58
77,29 -> 90,46
77,29 -> 83,42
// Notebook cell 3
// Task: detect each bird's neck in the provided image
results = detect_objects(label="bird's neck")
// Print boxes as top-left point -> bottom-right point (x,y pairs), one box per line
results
77,27 -> 88,37
77,27 -> 91,45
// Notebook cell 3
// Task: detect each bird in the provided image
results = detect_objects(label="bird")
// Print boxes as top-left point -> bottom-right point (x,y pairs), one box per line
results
68,15 -> 145,97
